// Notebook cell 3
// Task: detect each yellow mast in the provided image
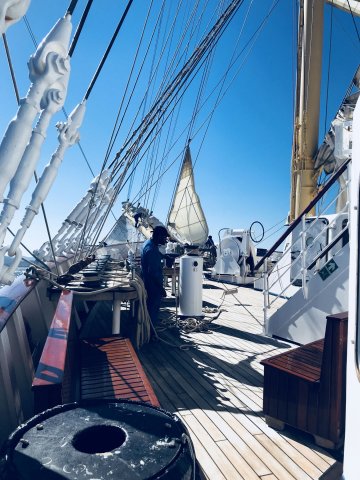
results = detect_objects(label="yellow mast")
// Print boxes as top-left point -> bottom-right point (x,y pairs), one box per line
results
289,0 -> 360,223
289,0 -> 324,222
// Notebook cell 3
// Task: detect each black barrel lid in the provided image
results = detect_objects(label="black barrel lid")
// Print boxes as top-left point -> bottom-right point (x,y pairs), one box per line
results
2,400 -> 192,480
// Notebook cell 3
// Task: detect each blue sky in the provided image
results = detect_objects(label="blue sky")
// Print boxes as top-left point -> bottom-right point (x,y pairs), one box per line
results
0,0 -> 359,253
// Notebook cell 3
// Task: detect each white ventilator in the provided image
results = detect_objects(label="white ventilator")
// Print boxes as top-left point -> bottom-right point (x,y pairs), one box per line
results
178,253 -> 203,317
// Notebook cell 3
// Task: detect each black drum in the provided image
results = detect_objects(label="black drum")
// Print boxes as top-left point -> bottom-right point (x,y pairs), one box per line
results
0,399 -> 195,479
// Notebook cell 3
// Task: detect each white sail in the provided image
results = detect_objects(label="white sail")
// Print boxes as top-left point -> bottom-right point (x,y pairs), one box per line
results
167,145 -> 208,246
102,214 -> 145,259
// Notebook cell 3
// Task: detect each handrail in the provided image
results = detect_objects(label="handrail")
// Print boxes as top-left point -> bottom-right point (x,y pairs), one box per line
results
254,158 -> 351,271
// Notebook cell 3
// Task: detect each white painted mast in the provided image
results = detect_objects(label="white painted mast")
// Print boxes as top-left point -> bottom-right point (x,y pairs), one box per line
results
289,0 -> 325,222
290,0 -> 360,222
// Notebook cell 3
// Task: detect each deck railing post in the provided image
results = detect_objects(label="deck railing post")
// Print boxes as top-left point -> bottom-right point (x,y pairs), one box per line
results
301,215 -> 308,299
263,258 -> 269,335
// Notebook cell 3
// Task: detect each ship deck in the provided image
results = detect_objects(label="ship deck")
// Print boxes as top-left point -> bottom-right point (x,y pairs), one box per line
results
138,279 -> 342,480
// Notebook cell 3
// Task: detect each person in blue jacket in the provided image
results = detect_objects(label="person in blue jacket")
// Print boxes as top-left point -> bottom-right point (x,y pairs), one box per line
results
141,225 -> 168,328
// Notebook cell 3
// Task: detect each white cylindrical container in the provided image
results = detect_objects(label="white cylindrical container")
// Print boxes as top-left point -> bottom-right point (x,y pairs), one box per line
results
178,254 -> 203,317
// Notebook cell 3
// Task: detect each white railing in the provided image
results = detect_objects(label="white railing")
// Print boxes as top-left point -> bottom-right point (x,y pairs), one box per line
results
258,160 -> 351,331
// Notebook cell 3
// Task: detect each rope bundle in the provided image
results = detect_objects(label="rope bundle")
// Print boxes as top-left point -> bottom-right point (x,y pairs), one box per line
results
129,273 -> 151,348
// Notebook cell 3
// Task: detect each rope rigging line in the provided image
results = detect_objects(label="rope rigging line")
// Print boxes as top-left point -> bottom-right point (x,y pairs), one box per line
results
83,0 -> 271,251
324,0 -> 334,138
83,0 -> 134,100
130,0 -> 274,209
167,51 -> 215,227
107,0 -> 245,175
72,0 -> 150,258
104,0 -> 158,169
109,0 -> 199,196
145,0 -> 202,208
104,0 -> 281,240
110,53 -> 231,202
131,6 -> 272,212
136,0 -> 206,208
346,0 -> 360,43
23,15 -> 37,46
132,1 -> 169,203
6,227 -> 51,272
109,1 -> 170,176
151,0 -> 205,107
111,0 -> 276,203
2,34 -> 20,103
133,0 -> 186,204
79,0 -> 172,247
68,0 -> 94,58
66,0 -> 80,16
165,0 -> 213,215
166,0 -> 260,227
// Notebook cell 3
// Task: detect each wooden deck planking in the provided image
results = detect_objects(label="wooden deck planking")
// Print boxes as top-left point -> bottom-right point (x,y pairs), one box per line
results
148,341 -> 315,479
138,280 -> 339,480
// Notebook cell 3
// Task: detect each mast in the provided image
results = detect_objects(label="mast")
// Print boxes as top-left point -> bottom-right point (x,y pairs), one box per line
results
289,0 -> 325,222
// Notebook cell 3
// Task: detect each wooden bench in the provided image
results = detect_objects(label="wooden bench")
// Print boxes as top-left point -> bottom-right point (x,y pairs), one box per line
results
80,336 -> 159,406
261,312 -> 348,449
33,290 -> 159,412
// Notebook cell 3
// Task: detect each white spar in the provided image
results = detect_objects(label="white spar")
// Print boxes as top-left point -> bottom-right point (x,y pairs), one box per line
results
50,171 -> 111,253
0,101 -> 86,284
53,177 -> 113,257
0,68 -> 70,246
0,14 -> 72,202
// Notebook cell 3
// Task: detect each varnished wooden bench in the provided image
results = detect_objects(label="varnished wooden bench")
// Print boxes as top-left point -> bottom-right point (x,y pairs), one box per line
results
33,290 -> 159,412
261,312 -> 348,449
80,336 -> 159,407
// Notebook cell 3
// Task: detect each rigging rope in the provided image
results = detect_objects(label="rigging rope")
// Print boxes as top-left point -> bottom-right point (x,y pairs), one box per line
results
104,0 -> 157,170
78,0 -> 278,252
114,0 -> 279,202
346,0 -> 360,43
66,0 -> 80,16
68,0 -> 94,57
84,0 -> 134,100
108,0 -> 245,175
324,0 -> 334,137
2,34 -> 20,103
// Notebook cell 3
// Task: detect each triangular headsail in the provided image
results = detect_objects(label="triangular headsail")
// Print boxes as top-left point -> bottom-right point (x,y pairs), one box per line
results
102,214 -> 145,259
167,145 -> 208,245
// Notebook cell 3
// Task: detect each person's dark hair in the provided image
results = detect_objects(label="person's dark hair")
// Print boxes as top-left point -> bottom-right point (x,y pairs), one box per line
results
152,226 -> 168,243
